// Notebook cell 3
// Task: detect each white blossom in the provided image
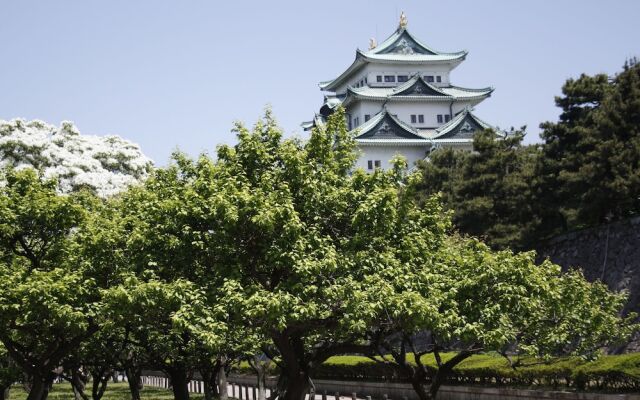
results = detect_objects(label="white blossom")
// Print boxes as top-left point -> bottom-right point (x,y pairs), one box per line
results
0,119 -> 153,197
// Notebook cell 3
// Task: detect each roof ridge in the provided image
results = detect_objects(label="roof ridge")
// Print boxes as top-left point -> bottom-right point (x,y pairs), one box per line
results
368,27 -> 465,57
447,84 -> 495,93
352,107 -> 424,140
394,75 -> 450,97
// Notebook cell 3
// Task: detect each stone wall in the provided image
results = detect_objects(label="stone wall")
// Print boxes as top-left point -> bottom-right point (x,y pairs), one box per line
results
537,216 -> 640,316
537,216 -> 640,351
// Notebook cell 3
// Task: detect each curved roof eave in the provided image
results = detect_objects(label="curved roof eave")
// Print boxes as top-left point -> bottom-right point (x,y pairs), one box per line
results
318,51 -> 367,91
319,48 -> 468,92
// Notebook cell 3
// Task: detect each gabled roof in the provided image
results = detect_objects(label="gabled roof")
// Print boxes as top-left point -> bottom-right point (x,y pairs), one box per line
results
343,75 -> 493,105
428,107 -> 495,140
369,27 -> 466,58
393,75 -> 450,96
319,27 -> 467,92
353,108 -> 425,141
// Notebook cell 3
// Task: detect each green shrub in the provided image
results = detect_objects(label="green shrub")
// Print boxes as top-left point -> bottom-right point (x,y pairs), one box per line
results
232,353 -> 640,392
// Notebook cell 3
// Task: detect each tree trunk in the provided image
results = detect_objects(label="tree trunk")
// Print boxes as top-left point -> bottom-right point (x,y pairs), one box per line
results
71,369 -> 89,400
271,333 -> 313,400
279,373 -> 309,400
125,367 -> 142,400
1,386 -> 9,400
168,369 -> 190,400
26,373 -> 52,400
424,351 -> 474,400
250,355 -> 270,400
200,364 -> 221,400
257,367 -> 267,400
91,370 -> 112,400
410,380 -> 432,400
217,365 -> 228,400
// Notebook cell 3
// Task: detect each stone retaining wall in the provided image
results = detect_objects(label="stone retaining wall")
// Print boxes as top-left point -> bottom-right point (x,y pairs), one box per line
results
537,216 -> 640,350
227,374 -> 640,400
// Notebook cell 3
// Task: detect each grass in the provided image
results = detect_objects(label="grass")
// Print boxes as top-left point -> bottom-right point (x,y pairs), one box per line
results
7,382 -> 196,400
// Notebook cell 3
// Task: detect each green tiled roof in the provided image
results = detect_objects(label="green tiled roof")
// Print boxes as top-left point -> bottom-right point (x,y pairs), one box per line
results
353,107 -> 496,146
370,27 -> 465,57
319,27 -> 467,92
428,107 -> 495,139
353,108 -> 425,140
344,75 -> 493,105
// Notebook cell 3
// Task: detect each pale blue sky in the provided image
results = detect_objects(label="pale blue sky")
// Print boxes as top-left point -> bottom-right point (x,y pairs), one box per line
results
1,1 -> 638,164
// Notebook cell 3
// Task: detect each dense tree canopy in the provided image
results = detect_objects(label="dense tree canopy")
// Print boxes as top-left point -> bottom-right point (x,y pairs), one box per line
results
417,60 -> 640,250
370,233 -> 635,397
416,129 -> 540,250
0,170 -> 113,400
539,58 -> 640,229
0,105 -> 636,400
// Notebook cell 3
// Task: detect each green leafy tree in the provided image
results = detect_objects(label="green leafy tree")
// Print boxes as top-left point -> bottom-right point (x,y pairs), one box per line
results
538,59 -> 640,230
0,169 -> 115,400
105,277 -> 223,400
359,236 -> 636,399
211,107 -> 635,400
212,107 -> 453,400
110,155 -> 258,400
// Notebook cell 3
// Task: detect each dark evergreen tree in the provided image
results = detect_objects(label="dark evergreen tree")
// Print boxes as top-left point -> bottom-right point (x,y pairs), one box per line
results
416,129 -> 540,250
538,59 -> 640,230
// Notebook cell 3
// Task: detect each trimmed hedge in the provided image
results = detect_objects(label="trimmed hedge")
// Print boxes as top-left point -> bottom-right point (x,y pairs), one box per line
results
234,353 -> 640,392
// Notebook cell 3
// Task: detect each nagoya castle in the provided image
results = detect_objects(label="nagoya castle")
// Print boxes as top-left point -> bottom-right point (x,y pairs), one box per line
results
303,12 -> 497,171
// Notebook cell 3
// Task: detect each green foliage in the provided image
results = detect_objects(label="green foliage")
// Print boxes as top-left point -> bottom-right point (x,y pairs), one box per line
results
234,353 -> 640,391
210,107 -> 453,395
1,103 -> 636,400
0,169 -> 112,385
538,59 -> 640,230
417,60 -> 640,250
416,129 -> 540,250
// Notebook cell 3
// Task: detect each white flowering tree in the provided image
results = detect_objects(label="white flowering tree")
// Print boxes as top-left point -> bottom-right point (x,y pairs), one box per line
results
0,119 -> 153,197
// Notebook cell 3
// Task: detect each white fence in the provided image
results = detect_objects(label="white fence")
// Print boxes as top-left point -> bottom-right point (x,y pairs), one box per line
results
141,375 -> 275,399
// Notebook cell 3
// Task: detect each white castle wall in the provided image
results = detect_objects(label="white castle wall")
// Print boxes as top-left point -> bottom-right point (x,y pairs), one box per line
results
355,144 -> 430,171
337,63 -> 454,93
348,101 -> 476,130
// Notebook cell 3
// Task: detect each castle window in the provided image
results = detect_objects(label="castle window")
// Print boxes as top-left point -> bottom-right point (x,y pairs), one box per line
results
377,75 -> 382,82
367,160 -> 373,170
364,114 -> 370,122
374,160 -> 381,168
425,75 -> 434,82
384,75 -> 395,82
411,115 -> 417,123
445,114 -> 451,122
418,115 -> 424,123
436,76 -> 442,83
437,114 -> 443,123
397,75 -> 409,82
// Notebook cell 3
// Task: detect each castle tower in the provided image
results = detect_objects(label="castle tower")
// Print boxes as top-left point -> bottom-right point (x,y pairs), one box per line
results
303,13 -> 498,171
